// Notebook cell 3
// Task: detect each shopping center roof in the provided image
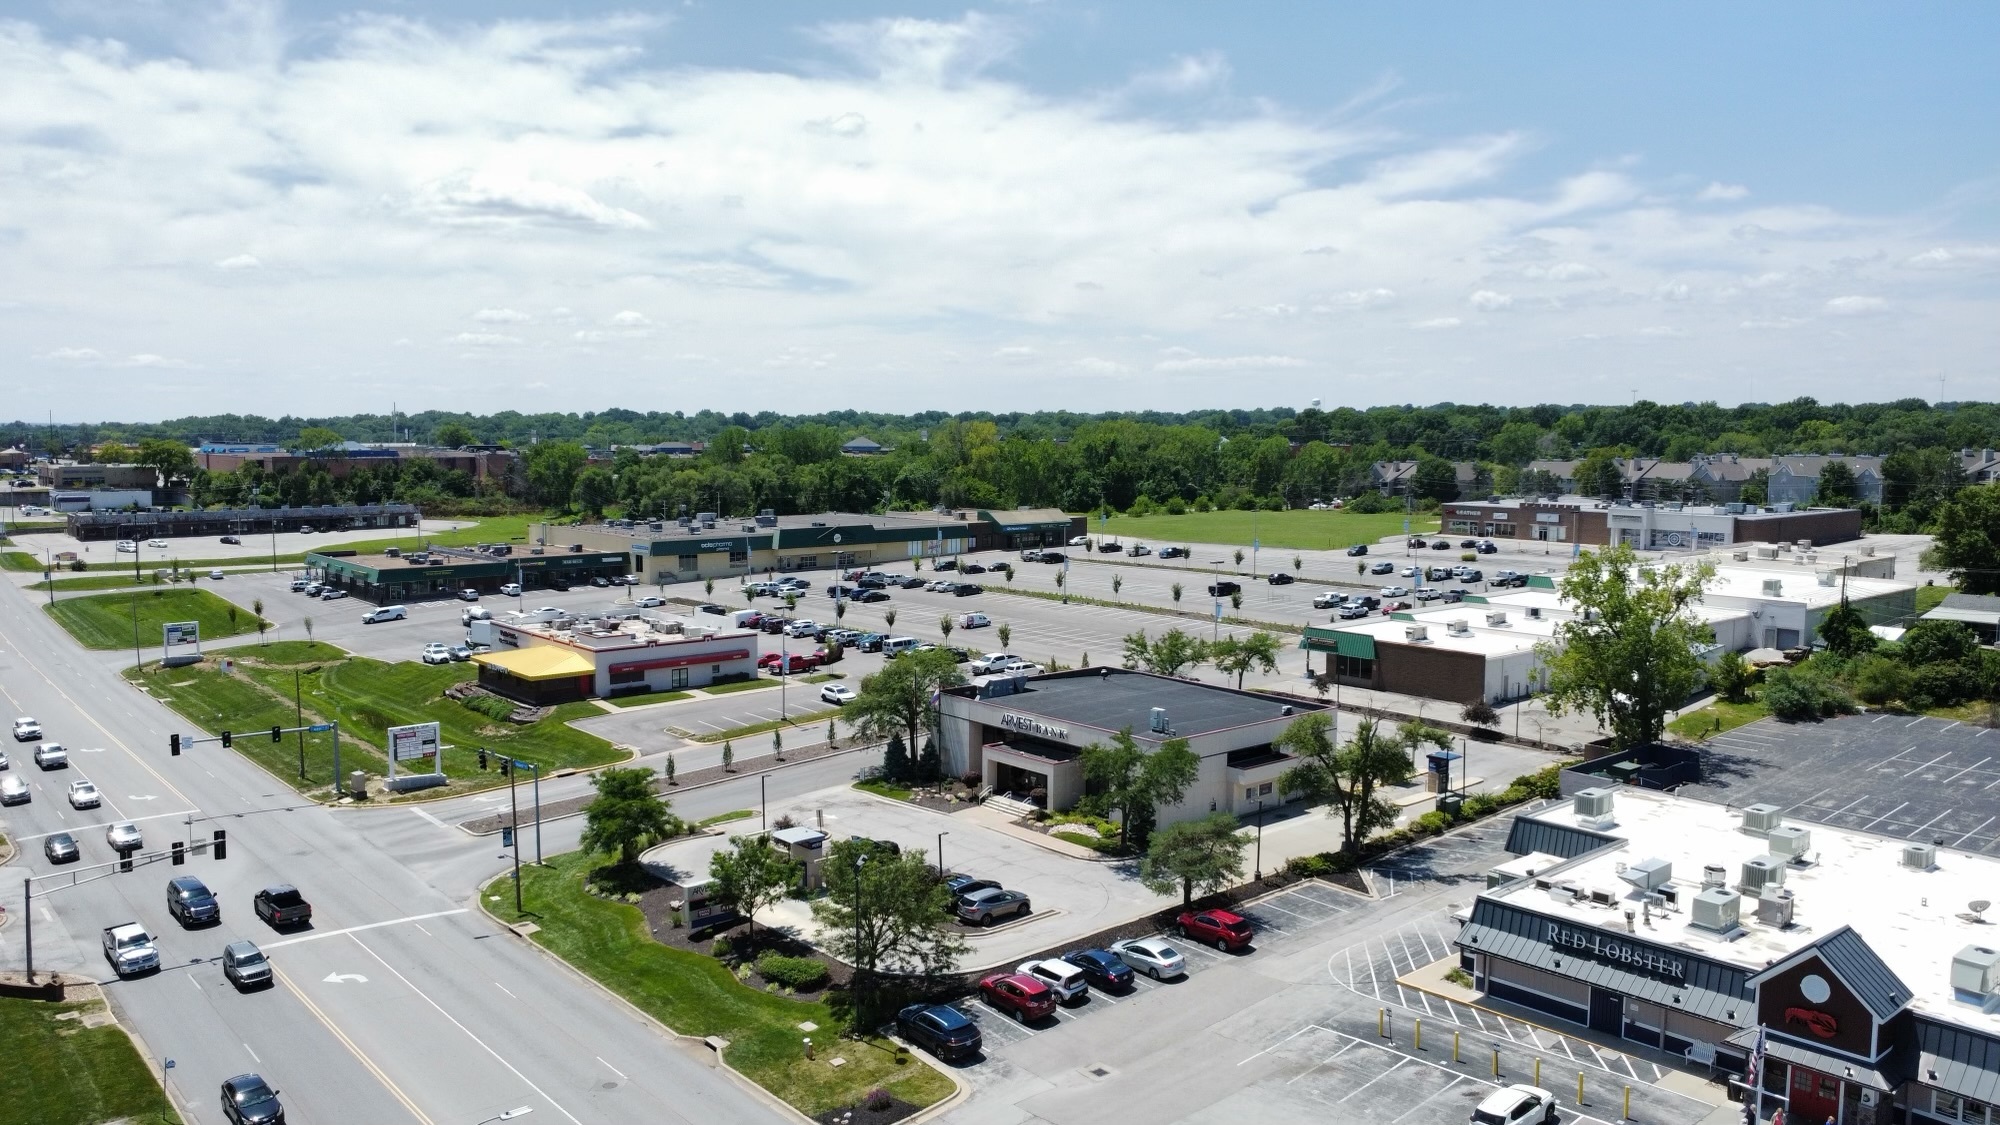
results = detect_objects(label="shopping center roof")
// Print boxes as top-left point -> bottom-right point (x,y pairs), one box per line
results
975,668 -> 1324,741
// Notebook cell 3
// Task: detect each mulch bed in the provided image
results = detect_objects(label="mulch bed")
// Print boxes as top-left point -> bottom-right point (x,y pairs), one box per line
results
815,1095 -> 922,1125
610,870 -> 850,990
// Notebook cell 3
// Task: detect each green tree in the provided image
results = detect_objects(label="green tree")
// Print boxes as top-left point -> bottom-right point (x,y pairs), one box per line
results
135,438 -> 196,484
525,441 -> 589,509
997,623 -> 1012,650
1814,460 -> 1859,506
1924,485 -> 2000,594
1171,582 -> 1183,606
572,467 -> 617,517
811,840 -> 966,1007
847,648 -> 965,759
1140,813 -> 1249,907
1210,631 -> 1282,689
664,752 -> 677,785
1817,599 -> 1876,657
1411,456 -> 1460,502
1710,651 -> 1754,704
721,741 -> 735,772
1572,450 -> 1623,499
1079,730 -> 1201,848
295,426 -> 344,452
939,615 -> 954,639
252,598 -> 266,645
1900,619 -> 1980,667
1229,590 -> 1243,612
708,835 -> 800,941
433,421 -> 477,449
1276,715 -> 1411,854
94,440 -> 134,464
1460,700 -> 1499,729
1739,468 -> 1770,506
1121,628 -> 1209,676
579,767 -> 680,866
1535,544 -> 1716,750
882,733 -> 911,781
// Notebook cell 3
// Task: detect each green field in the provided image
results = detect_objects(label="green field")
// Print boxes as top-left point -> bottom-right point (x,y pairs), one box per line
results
1,995 -> 181,1125
46,588 -> 266,651
129,646 -> 622,797
487,852 -> 952,1118
1091,507 -> 1440,552
1,551 -> 42,572
1917,584 -> 1952,615
1667,699 -> 1770,740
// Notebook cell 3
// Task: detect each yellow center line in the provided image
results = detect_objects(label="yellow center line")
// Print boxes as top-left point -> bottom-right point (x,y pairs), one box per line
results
275,966 -> 435,1125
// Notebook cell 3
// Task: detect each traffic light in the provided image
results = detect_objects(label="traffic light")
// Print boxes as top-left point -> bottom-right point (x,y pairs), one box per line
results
171,841 -> 185,866
271,725 -> 282,742
169,733 -> 180,756
212,829 -> 227,861
499,757 -> 511,777
478,748 -> 488,770
220,730 -> 233,748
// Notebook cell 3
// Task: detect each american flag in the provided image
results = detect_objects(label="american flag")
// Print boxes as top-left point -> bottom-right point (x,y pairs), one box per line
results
1742,1024 -> 1767,1125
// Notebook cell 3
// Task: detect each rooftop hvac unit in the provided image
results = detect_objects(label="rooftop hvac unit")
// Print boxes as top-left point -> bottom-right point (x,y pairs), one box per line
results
1527,606 -> 1543,619
1952,945 -> 2000,997
1733,550 -> 1750,562
1906,842 -> 1939,870
1617,856 -> 1673,892
1766,824 -> 1813,862
1756,888 -> 1796,928
1761,579 -> 1784,597
1691,887 -> 1741,933
1804,551 -> 1819,563
1702,863 -> 1729,888
1739,855 -> 1787,895
1448,619 -> 1472,636
1797,539 -> 1813,550
1816,569 -> 1837,586
1755,546 -> 1780,560
1486,611 -> 1509,626
1860,544 -> 1876,557
1548,882 -> 1580,905
695,512 -> 716,523
1573,787 -> 1615,820
1148,707 -> 1170,733
1404,624 -> 1430,642
1741,803 -> 1784,836
649,522 -> 664,531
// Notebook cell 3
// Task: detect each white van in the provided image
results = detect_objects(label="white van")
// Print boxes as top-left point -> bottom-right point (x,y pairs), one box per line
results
732,609 -> 762,628
500,583 -> 522,597
957,612 -> 991,629
881,636 -> 920,658
361,605 -> 408,624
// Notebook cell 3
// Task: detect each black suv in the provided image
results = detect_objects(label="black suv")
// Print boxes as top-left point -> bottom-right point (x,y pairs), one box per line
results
1206,581 -> 1241,597
1347,544 -> 1369,556
167,876 -> 221,927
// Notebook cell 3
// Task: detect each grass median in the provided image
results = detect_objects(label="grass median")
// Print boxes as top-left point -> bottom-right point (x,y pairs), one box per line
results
46,588 -> 265,651
0,994 -> 181,1125
485,851 -> 952,1119
2,551 -> 45,572
686,708 -> 841,744
127,645 -> 622,798
1667,698 -> 1769,740
1094,507 -> 1439,552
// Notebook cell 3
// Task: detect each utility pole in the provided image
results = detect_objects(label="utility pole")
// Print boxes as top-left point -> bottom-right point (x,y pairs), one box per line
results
293,670 -> 306,779
508,760 -> 523,914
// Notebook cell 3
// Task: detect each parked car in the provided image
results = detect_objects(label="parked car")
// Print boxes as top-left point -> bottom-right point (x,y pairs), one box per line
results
1311,592 -> 1343,609
1369,561 -> 1395,575
769,652 -> 823,675
209,568 -> 227,580
933,559 -> 958,571
254,885 -> 313,929
1206,581 -> 1241,597
360,604 -> 405,623
220,535 -> 242,544
1019,548 -> 1043,562
1176,908 -> 1253,951
969,652 -> 1016,674
43,832 -> 79,863
1015,958 -> 1088,1004
924,578 -> 955,592
447,645 -> 473,661
854,633 -> 885,652
1346,544 -> 1369,556
785,619 -> 820,637
1444,589 -> 1467,603
994,659 -> 1042,676
500,582 -> 522,596
1337,603 -> 1370,620
958,612 -> 991,629
67,779 -> 100,808
1267,572 -> 1296,585
167,875 -> 221,927
1110,937 -> 1187,980
635,595 -> 665,608
33,742 -> 67,769
320,589 -> 348,601
1415,588 -> 1444,602
953,583 -> 982,597
699,603 -> 729,616
102,923 -> 160,977
12,716 -> 41,742
760,617 -> 791,634
1158,546 -> 1188,559
852,588 -> 891,603
106,821 -> 143,852
956,887 -> 1031,925
421,643 -> 453,665
897,575 -> 928,589
1400,565 -> 1421,577
222,940 -> 273,990
1038,551 -> 1066,564
819,684 -> 857,705
1428,566 -> 1456,582
220,1073 -> 285,1125
777,577 -> 812,591
591,576 -> 611,588
1477,540 -> 1499,554
896,1003 -> 982,1061
943,874 -> 1000,898
289,578 -> 309,592
455,588 -> 479,601
978,972 -> 1057,1023
1459,569 -> 1484,583
1068,534 -> 1090,547
1432,539 -> 1456,550
826,584 -> 857,600
146,538 -> 168,548
1378,585 -> 1409,598
1471,1084 -> 1558,1125
1127,544 -> 1152,556
1061,947 -> 1136,990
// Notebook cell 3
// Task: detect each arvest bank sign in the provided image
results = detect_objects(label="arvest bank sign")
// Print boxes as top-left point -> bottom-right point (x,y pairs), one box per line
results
999,714 -> 1070,742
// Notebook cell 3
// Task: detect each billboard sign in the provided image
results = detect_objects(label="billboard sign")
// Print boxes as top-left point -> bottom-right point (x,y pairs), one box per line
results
163,621 -> 200,647
387,721 -> 441,763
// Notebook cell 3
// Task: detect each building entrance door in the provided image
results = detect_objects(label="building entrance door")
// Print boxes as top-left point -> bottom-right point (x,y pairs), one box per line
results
1588,988 -> 1622,1035
1790,1065 -> 1840,1123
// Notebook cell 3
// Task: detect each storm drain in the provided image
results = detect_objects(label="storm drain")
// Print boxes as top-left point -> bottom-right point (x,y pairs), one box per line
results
1085,1065 -> 1113,1079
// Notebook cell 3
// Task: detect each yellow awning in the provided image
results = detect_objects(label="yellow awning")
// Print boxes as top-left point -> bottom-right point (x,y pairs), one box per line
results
472,646 -> 596,681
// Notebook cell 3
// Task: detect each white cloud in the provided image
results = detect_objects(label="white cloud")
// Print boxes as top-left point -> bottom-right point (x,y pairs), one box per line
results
1154,353 -> 1306,372
1119,52 -> 1232,97
1697,182 -> 1750,202
1656,282 -> 1693,302
1637,326 -> 1683,338
473,308 -> 530,324
610,310 -> 652,327
120,353 -> 191,368
994,345 -> 1037,362
1825,295 -> 1888,317
1522,262 -> 1602,282
1413,317 -> 1461,330
1905,245 -> 2000,268
36,346 -> 105,361
450,332 -> 521,346
1073,356 -> 1128,374
215,254 -> 261,270
1468,290 -> 1513,311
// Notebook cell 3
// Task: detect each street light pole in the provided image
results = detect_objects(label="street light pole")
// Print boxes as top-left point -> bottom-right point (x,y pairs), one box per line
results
761,773 -> 768,833
508,761 -> 523,914
852,853 -> 867,1031
293,669 -> 306,779
937,830 -> 948,876
1253,800 -> 1264,881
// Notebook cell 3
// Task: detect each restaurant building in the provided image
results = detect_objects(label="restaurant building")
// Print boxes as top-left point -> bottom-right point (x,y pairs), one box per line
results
1459,787 -> 2000,1125
469,606 -> 759,704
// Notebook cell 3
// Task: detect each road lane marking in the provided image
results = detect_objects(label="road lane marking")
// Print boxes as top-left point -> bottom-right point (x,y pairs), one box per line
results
262,909 -> 470,949
274,965 -> 434,1125
13,807 -> 199,841
244,1042 -> 261,1063
411,807 -> 447,829
495,981 -> 517,999
349,934 -> 584,1125
596,1056 -> 627,1080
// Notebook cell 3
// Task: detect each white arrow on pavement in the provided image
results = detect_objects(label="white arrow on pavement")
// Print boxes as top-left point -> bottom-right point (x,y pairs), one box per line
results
127,795 -> 159,801
322,972 -> 368,984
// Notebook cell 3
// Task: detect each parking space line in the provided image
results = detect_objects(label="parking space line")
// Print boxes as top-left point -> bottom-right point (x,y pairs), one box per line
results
1285,1039 -> 1360,1084
1334,1057 -> 1408,1103
1860,802 -> 1910,831
1255,898 -> 1318,922
1557,1036 -> 1577,1061
1238,1022 -> 1323,1066
1389,1075 -> 1466,1123
1956,817 -> 1998,848
1940,757 -> 1992,784
1904,753 -> 1951,778
1411,926 -> 1440,962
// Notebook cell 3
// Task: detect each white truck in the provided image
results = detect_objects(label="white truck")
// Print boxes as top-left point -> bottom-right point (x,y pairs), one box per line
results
466,618 -> 499,648
102,922 -> 160,977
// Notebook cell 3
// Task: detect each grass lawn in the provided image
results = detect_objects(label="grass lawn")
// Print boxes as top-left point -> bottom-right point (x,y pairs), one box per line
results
0,995 -> 181,1125
853,778 -> 913,801
1,551 -> 45,572
47,588 -> 266,651
701,678 -> 781,696
1916,584 -> 1952,615
129,648 -> 621,797
1667,698 -> 1770,740
603,688 -> 694,709
33,574 -> 169,592
1092,507 -> 1441,553
109,514 -> 543,572
689,709 -> 841,744
486,852 -> 952,1118
695,809 -> 755,829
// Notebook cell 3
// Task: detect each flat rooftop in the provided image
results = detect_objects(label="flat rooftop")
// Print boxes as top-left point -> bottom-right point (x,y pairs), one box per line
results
1339,615 -> 1548,656
505,609 -> 754,651
1494,787 -> 2000,1033
1702,566 -> 1910,610
578,511 -> 957,543
979,669 -> 1324,741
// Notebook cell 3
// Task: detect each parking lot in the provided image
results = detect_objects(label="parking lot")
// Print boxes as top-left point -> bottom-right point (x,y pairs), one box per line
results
1682,714 -> 2000,853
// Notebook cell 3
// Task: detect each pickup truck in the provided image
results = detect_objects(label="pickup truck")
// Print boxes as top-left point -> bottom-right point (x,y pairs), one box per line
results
102,923 -> 161,976
254,885 -> 313,929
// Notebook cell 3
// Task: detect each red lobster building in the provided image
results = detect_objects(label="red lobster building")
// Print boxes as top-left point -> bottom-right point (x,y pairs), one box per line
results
1458,788 -> 2000,1125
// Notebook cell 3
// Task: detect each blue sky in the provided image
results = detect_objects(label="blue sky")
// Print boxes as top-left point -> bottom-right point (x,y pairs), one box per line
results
4,1 -> 1996,420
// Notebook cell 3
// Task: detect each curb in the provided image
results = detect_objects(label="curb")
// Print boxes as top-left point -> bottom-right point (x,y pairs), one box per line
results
475,884 -> 967,1124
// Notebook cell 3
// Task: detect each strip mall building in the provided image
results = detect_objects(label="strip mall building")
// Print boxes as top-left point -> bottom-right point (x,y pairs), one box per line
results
1460,787 -> 2000,1125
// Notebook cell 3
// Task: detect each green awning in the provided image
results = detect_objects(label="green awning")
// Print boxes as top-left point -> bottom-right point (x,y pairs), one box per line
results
1300,627 -> 1376,659
1527,574 -> 1558,589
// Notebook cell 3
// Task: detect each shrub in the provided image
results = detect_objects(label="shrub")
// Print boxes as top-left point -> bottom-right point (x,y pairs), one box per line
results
1912,661 -> 1981,710
755,952 -> 830,990
1126,494 -> 1157,517
1445,967 -> 1474,988
1764,662 -> 1856,721
1233,493 -> 1260,511
1849,654 -> 1912,706
1164,496 -> 1187,515
462,693 -> 514,721
1193,495 -> 1214,512
1412,811 -> 1452,835
864,1088 -> 895,1112
711,935 -> 733,960
1462,794 -> 1502,818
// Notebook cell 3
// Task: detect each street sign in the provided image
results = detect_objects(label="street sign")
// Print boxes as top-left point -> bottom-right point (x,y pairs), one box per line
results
308,723 -> 333,732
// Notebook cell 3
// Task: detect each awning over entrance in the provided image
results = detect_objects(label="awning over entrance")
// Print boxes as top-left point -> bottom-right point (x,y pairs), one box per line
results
1722,1027 -> 1901,1092
473,646 -> 595,680
1300,626 -> 1376,658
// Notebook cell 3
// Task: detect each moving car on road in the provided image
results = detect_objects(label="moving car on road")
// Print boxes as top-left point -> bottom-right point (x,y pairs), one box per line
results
222,940 -> 273,989
220,1073 -> 286,1125
33,743 -> 67,769
0,775 -> 27,805
254,885 -> 313,929
1267,572 -> 1295,585
167,875 -> 222,927
106,821 -> 143,852
102,923 -> 161,976
360,604 -> 405,623
12,716 -> 40,742
67,779 -> 99,808
43,832 -> 79,863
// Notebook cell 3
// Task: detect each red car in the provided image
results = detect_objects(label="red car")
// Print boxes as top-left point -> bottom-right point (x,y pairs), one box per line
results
977,972 -> 1057,1023
1176,909 -> 1253,952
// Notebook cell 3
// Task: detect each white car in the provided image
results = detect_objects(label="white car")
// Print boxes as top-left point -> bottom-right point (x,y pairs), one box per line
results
146,539 -> 167,548
1015,958 -> 1088,1003
1109,937 -> 1187,980
635,596 -> 665,608
819,684 -> 857,706
1378,585 -> 1409,599
12,716 -> 41,742
925,579 -> 955,592
106,821 -> 143,853
320,589 -> 348,601
457,588 -> 480,601
208,569 -> 226,580
1310,592 -> 1342,609
969,653 -> 1015,674
1067,535 -> 1090,547
1470,1084 -> 1557,1125
0,775 -> 28,805
785,620 -> 820,638
1400,565 -> 1420,578
33,743 -> 67,769
67,780 -> 101,809
995,660 -> 1043,676
115,540 -> 138,553
500,583 -> 522,597
421,643 -> 453,665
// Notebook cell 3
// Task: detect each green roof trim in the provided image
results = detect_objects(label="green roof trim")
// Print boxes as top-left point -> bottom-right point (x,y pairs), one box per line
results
1300,626 -> 1375,659
1527,574 -> 1558,589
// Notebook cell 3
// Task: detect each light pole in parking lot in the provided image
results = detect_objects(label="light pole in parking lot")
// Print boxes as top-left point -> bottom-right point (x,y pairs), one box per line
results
937,830 -> 948,876
1253,799 -> 1264,880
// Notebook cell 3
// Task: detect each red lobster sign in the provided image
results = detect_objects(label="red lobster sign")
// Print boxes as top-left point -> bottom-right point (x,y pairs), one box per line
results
1784,1007 -> 1839,1039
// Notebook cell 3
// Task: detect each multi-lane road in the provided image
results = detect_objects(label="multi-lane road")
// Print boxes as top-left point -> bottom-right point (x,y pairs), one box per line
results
0,569 -> 798,1125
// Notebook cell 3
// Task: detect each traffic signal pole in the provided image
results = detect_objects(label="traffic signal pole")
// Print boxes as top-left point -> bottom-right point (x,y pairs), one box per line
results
20,835 -> 227,980
174,721 -> 343,793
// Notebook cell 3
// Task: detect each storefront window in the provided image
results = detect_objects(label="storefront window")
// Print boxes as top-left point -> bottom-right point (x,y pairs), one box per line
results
1935,1093 -> 1965,1121
678,554 -> 698,573
729,549 -> 748,566
1333,653 -> 1373,680
1967,1099 -> 1992,1124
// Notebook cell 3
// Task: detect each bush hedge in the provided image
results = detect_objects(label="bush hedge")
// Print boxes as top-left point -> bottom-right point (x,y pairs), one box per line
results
754,952 -> 830,990
1281,763 -> 1565,880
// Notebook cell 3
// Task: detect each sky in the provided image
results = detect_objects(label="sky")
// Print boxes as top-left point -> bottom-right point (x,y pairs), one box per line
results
3,1 -> 1997,422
